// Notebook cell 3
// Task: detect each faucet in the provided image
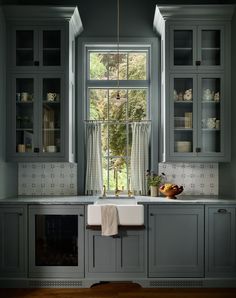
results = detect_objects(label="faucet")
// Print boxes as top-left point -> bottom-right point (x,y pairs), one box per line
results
114,167 -> 121,197
102,185 -> 106,198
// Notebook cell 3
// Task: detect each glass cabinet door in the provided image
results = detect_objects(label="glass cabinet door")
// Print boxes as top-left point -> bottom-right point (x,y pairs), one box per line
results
15,77 -> 35,154
171,75 -> 196,155
199,76 -> 222,154
42,78 -> 61,154
15,30 -> 36,66
42,30 -> 61,67
199,27 -> 222,67
171,27 -> 196,68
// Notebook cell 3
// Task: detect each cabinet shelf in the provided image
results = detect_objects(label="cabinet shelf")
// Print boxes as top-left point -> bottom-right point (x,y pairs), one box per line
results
202,128 -> 220,131
16,101 -> 34,104
16,48 -> 33,51
16,128 -> 33,131
43,48 -> 60,51
174,47 -> 192,50
201,101 -> 220,104
174,101 -> 193,104
202,47 -> 220,50
174,127 -> 193,131
43,128 -> 60,131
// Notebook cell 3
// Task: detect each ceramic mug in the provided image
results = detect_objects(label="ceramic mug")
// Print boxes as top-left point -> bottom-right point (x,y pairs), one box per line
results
21,92 -> 28,102
47,93 -> 57,102
46,145 -> 57,153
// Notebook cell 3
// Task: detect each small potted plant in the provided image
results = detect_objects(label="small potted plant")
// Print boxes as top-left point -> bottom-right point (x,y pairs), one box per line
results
146,170 -> 165,197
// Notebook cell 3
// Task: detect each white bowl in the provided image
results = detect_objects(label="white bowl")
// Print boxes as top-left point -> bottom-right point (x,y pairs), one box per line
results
46,145 -> 57,153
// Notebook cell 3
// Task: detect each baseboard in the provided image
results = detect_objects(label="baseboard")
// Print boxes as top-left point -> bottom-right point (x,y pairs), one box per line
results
0,278 -> 236,288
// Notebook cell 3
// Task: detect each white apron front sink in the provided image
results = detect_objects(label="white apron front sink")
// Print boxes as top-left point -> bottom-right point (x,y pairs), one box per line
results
87,197 -> 144,226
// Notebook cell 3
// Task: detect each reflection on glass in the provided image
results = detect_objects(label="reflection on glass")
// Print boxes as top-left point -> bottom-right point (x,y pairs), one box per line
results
109,90 -> 127,120
16,78 -> 34,153
173,78 -> 193,153
201,30 -> 220,66
16,30 -> 34,66
89,89 -> 108,120
42,78 -> 61,153
35,215 -> 78,266
201,78 -> 221,153
89,51 -> 147,80
108,158 -> 128,192
43,31 -> 61,66
128,53 -> 147,80
174,30 -> 193,66
128,89 -> 147,120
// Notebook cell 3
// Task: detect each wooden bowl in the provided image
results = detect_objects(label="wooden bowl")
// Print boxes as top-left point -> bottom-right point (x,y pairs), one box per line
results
159,184 -> 183,199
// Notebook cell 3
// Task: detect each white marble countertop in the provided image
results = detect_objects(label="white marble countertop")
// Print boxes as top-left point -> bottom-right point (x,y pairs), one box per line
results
0,195 -> 236,204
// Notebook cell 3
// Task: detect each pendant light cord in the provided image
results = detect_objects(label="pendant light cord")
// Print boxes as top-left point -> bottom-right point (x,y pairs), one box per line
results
117,0 -> 120,98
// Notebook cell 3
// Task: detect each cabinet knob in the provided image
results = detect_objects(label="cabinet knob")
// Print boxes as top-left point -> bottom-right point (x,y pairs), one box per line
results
196,60 -> 201,66
34,148 -> 39,153
218,209 -> 227,213
150,213 -> 154,216
196,147 -> 201,153
79,214 -> 84,217
18,213 -> 23,216
34,61 -> 39,66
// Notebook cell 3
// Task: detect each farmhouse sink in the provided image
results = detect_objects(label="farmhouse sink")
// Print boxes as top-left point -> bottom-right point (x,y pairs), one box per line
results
87,197 -> 144,226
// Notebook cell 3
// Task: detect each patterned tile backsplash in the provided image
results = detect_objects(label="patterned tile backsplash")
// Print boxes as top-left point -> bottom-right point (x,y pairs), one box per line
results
158,163 -> 218,195
18,163 -> 77,196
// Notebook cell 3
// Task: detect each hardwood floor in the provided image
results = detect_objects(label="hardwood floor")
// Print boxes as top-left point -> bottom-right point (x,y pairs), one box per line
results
0,283 -> 236,298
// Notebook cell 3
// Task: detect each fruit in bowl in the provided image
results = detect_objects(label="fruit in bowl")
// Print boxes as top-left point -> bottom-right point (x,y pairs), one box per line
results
159,183 -> 184,199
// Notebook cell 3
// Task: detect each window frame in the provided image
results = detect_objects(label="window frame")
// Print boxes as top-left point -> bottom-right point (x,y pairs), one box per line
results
76,38 -> 160,195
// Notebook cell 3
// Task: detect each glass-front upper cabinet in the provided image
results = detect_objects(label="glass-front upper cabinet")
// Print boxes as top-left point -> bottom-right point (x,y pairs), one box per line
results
170,75 -> 197,156
41,77 -> 62,155
170,74 -> 224,159
199,75 -> 223,155
14,76 -> 36,156
11,75 -> 63,159
199,28 -> 222,67
170,25 -> 224,70
12,27 -> 64,69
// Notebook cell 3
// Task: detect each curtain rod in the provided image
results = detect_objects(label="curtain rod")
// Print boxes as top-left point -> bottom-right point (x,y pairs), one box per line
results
84,120 -> 151,124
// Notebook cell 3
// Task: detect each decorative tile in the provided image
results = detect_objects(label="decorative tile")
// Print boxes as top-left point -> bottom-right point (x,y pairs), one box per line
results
158,162 -> 218,195
18,163 -> 77,195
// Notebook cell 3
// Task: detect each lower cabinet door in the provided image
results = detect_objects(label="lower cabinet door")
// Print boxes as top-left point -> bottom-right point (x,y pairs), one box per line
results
0,206 -> 27,277
116,230 -> 145,274
148,205 -> 204,277
205,206 -> 236,277
87,230 -> 117,274
86,229 -> 146,278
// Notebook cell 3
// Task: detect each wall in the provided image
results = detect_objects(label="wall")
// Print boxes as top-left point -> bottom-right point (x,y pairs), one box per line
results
219,10 -> 236,196
2,0 -> 235,196
0,7 -> 17,199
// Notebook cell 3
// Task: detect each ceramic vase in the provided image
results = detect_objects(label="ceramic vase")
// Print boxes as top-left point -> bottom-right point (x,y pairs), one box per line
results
150,186 -> 159,197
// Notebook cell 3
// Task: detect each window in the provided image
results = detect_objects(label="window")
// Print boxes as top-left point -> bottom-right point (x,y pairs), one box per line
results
86,46 -> 150,192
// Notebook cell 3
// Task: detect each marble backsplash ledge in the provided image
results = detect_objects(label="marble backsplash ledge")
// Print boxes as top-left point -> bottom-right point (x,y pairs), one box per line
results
158,163 -> 218,195
18,163 -> 77,196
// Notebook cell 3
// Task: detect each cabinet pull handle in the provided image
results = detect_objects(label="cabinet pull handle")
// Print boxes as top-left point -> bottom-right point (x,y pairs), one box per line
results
18,213 -> 23,216
196,147 -> 201,153
218,209 -> 227,213
34,148 -> 40,153
79,214 -> 84,217
150,213 -> 154,216
34,61 -> 39,66
196,60 -> 201,66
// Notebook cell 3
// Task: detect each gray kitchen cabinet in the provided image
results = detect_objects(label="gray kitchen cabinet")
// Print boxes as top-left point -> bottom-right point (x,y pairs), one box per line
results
169,25 -> 225,71
168,73 -> 229,161
148,205 -> 204,277
205,206 -> 236,277
154,5 -> 233,162
0,205 -> 27,277
86,229 -> 146,278
8,25 -> 65,70
4,5 -> 83,162
28,205 -> 85,278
